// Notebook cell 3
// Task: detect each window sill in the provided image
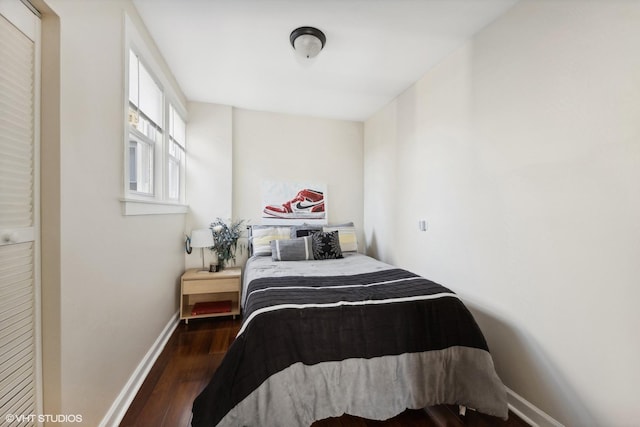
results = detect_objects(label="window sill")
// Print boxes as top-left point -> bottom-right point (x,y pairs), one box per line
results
121,198 -> 188,216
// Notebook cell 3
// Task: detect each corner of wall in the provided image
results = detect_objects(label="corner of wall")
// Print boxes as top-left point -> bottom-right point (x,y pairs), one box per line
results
185,102 -> 234,269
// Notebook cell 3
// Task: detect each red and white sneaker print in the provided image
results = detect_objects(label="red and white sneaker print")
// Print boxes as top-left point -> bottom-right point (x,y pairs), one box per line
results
263,189 -> 325,219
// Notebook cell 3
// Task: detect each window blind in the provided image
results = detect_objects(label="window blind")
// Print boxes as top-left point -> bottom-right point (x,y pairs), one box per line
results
0,13 -> 34,229
0,6 -> 38,425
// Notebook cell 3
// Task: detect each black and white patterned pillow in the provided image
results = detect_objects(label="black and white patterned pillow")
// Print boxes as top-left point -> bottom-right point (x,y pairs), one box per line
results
311,230 -> 343,260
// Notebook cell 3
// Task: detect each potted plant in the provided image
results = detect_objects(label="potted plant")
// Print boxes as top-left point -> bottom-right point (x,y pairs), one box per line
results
209,218 -> 244,270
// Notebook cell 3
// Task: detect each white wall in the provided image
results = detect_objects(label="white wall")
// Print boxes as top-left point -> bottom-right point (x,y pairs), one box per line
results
232,108 -> 364,258
40,1 -> 186,425
364,1 -> 640,425
185,102 -> 233,269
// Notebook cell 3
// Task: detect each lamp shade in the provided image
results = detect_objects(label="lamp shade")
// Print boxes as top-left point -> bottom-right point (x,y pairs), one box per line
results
190,228 -> 214,248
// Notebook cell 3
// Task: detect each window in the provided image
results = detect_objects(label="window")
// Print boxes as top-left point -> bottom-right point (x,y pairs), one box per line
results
168,104 -> 186,201
128,50 -> 161,195
123,40 -> 187,215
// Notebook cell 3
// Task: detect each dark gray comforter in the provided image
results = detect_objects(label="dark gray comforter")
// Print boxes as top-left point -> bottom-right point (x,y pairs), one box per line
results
192,257 -> 508,426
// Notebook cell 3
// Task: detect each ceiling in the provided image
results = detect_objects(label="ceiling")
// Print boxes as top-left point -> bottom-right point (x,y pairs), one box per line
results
133,0 -> 519,122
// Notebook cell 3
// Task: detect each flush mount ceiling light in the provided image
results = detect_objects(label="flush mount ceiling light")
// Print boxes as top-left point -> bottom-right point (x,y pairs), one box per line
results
290,26 -> 326,59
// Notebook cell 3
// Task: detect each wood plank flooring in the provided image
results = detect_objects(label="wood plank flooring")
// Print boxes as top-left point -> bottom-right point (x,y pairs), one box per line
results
120,317 -> 529,427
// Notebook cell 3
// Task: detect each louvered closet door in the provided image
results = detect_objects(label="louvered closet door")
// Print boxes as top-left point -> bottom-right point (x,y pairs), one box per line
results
0,0 -> 41,424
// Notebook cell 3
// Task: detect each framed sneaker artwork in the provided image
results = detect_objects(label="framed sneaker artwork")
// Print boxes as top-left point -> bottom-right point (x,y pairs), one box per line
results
261,181 -> 328,225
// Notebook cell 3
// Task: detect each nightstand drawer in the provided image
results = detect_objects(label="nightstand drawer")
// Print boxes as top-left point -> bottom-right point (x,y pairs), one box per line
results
183,278 -> 239,294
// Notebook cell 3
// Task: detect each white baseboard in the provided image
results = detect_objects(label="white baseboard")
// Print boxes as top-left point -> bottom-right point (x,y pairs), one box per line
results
506,386 -> 564,427
99,312 -> 180,427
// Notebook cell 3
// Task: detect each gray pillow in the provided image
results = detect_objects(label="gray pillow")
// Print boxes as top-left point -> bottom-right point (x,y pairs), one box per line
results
290,224 -> 323,239
271,236 -> 313,261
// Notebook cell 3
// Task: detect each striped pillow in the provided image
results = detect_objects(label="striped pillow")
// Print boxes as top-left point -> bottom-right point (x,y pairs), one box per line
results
323,225 -> 358,252
271,236 -> 313,261
251,227 -> 291,256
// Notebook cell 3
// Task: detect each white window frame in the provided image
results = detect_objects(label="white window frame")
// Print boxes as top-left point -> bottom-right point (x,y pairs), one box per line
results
122,14 -> 188,215
166,103 -> 186,202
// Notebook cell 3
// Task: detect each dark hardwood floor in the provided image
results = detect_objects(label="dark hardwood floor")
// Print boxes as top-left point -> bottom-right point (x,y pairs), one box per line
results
120,317 -> 529,427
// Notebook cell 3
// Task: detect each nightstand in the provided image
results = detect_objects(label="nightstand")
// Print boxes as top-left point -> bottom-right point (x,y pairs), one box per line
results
180,267 -> 242,323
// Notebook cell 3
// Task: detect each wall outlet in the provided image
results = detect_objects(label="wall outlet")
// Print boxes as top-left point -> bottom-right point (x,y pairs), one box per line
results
418,219 -> 428,232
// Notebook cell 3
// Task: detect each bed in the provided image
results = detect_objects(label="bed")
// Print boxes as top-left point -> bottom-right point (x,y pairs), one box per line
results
191,228 -> 508,426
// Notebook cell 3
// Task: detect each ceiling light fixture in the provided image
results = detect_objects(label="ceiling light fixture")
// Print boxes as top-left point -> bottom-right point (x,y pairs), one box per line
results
290,26 -> 326,59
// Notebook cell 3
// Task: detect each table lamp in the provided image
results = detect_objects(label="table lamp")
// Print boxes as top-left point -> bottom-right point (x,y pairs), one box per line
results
190,228 -> 214,271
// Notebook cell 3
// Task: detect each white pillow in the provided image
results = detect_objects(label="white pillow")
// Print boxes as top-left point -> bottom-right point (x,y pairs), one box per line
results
251,226 -> 291,256
323,225 -> 358,252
